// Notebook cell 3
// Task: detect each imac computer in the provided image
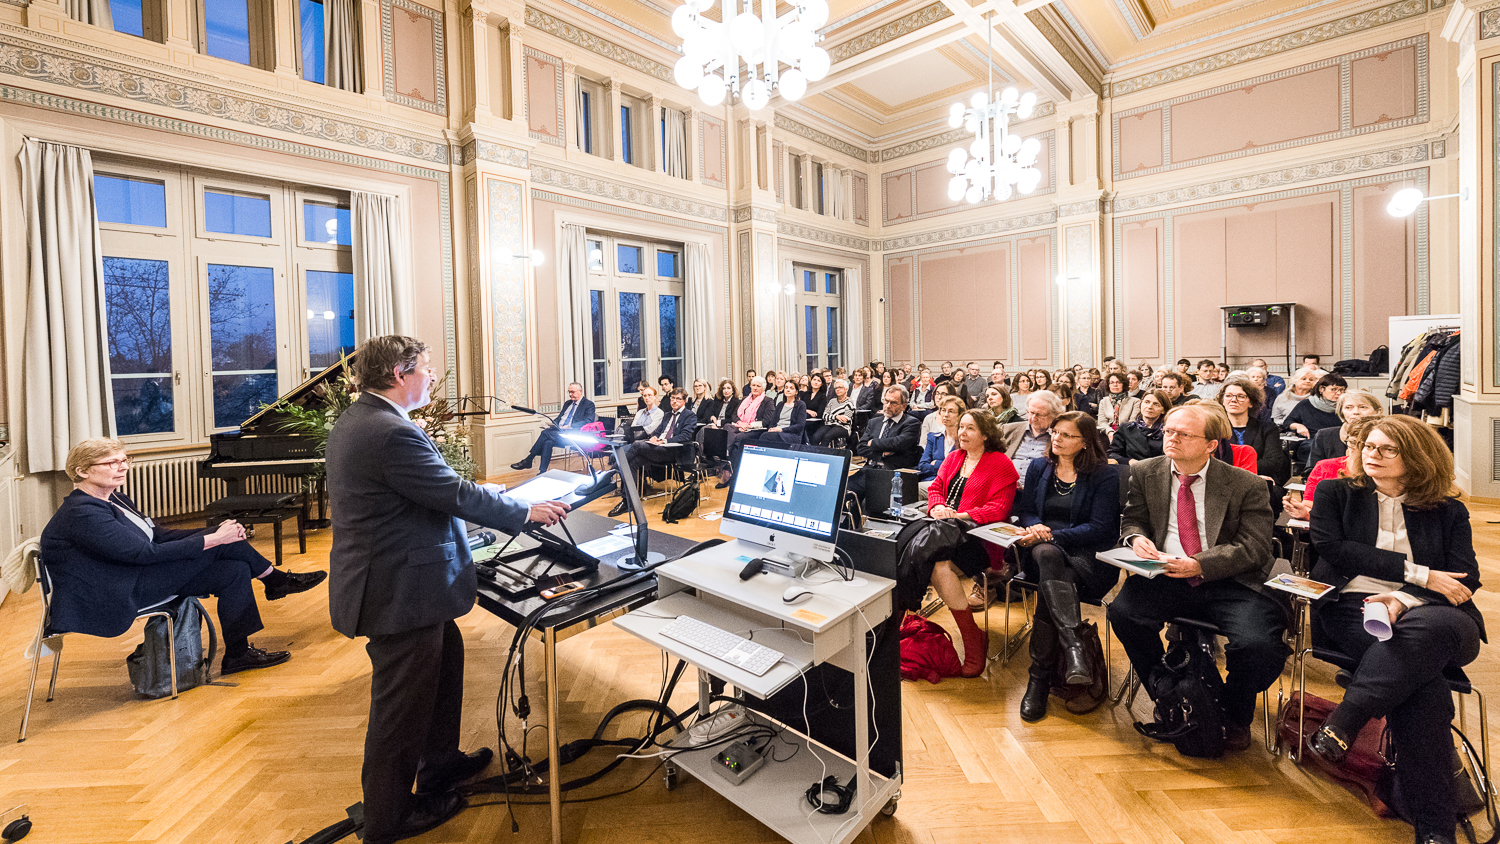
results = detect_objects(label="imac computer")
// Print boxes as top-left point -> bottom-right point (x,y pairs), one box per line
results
721,442 -> 850,576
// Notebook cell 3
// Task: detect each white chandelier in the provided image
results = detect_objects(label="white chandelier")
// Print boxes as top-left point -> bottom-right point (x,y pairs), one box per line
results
670,0 -> 832,110
944,16 -> 1042,204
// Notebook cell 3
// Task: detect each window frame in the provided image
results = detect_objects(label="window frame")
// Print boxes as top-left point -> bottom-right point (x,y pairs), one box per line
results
198,0 -> 276,70
195,176 -> 282,244
576,77 -> 606,157
584,232 -> 686,402
793,262 -> 841,372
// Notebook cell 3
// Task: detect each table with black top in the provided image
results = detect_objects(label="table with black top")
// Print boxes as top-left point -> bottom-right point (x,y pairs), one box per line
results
474,510 -> 698,844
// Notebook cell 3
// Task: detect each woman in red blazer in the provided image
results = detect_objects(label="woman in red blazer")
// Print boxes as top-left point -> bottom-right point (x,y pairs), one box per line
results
927,409 -> 1021,676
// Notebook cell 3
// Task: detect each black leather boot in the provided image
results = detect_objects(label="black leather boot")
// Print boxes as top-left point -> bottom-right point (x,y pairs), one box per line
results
1040,581 -> 1093,686
1020,619 -> 1057,723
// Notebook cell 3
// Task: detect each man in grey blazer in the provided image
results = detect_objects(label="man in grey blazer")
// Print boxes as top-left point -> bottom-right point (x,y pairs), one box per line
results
1105,403 -> 1288,752
327,335 -> 569,844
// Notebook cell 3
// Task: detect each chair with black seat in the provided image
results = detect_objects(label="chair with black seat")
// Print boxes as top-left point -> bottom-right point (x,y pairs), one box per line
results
19,553 -> 182,742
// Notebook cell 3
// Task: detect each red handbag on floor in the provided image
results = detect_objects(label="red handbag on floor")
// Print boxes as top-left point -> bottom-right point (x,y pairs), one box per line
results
1277,691 -> 1392,814
899,613 -> 962,684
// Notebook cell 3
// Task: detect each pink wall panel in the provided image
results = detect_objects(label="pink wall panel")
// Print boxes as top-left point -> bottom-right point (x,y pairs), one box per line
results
914,162 -> 960,217
1121,221 -> 1163,361
1117,109 -> 1164,174
1169,67 -> 1340,163
1353,184 -> 1415,355
1351,48 -> 1418,127
1016,236 -> 1052,362
1273,202 -> 1335,359
916,245 -> 1010,361
525,54 -> 560,139
889,260 -> 914,364
1175,216 -> 1228,358
391,11 -> 438,105
702,119 -> 725,184
884,173 -> 913,223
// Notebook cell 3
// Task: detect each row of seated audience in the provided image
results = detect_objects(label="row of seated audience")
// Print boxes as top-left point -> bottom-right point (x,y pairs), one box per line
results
500,352 -> 1469,844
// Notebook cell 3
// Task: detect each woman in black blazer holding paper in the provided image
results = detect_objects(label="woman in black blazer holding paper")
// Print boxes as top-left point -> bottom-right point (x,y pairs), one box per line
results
1011,412 -> 1120,721
1308,415 -> 1484,844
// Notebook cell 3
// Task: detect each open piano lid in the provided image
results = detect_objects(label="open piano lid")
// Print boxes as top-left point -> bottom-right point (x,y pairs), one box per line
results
234,352 -> 357,432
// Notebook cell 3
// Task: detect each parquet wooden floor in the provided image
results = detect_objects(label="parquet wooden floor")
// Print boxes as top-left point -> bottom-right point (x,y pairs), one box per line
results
4,471 -> 1499,844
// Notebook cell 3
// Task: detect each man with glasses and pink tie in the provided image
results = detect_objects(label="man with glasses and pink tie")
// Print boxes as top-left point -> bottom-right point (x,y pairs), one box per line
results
1106,403 -> 1289,753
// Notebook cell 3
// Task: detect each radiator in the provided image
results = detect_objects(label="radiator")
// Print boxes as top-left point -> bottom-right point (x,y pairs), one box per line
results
121,451 -> 307,521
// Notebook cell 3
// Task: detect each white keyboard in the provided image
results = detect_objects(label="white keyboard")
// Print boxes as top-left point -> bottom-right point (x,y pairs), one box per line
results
658,615 -> 785,677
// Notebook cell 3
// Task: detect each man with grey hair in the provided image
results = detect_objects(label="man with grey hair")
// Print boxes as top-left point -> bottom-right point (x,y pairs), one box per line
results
855,385 -> 922,469
1250,358 -> 1285,404
961,363 -> 989,407
1001,390 -> 1064,487
510,382 -> 597,473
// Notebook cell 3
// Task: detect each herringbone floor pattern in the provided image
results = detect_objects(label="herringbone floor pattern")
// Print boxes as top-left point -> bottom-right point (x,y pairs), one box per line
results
3,473 -> 1498,844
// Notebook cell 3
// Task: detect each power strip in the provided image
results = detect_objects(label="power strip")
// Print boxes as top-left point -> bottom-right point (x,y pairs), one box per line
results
684,706 -> 749,747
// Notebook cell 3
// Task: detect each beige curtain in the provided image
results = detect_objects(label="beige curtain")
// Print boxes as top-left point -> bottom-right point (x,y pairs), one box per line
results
683,242 -> 714,382
325,0 -> 363,92
21,139 -> 113,474
558,225 -> 590,389
825,167 -> 847,220
351,192 -> 414,340
780,261 -> 799,373
664,108 -> 688,179
843,265 -> 864,365
66,0 -> 113,28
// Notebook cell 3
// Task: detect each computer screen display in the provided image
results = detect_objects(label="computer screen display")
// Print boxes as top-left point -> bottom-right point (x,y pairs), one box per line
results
723,442 -> 849,545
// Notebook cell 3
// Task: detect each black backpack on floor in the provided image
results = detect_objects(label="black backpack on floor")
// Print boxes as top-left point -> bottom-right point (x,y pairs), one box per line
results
1134,625 -> 1226,758
661,479 -> 700,523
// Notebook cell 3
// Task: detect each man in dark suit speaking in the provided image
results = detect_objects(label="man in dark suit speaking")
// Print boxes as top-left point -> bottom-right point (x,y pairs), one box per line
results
327,335 -> 569,844
511,381 -> 596,473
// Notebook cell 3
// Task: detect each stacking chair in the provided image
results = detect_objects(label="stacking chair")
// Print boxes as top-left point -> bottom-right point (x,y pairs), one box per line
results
19,554 -> 179,742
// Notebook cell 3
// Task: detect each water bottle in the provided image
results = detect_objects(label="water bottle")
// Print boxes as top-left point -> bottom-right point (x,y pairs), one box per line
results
889,481 -> 903,516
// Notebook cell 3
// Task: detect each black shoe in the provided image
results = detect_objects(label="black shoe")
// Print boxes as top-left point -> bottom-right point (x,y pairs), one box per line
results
1223,722 -> 1252,752
1019,677 -> 1049,722
510,459 -> 534,471
264,569 -> 328,601
390,789 -> 466,842
715,479 -> 730,489
1416,828 -> 1459,844
1308,724 -> 1350,764
417,747 -> 493,795
607,500 -> 629,517
221,645 -> 291,675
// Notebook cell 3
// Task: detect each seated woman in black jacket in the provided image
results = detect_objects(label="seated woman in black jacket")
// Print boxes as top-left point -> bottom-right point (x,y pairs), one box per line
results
1283,372 -> 1346,466
1012,412 -> 1120,721
760,380 -> 808,446
1308,416 -> 1484,844
1212,375 -> 1290,486
697,379 -> 734,427
38,438 -> 326,675
1107,389 -> 1169,464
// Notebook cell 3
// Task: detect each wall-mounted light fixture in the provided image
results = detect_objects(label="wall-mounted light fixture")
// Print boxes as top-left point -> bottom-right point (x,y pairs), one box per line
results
1386,186 -> 1468,217
495,246 -> 545,265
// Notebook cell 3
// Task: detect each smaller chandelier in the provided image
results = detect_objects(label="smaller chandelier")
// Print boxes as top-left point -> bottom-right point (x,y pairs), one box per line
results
945,86 -> 1043,204
671,0 -> 832,110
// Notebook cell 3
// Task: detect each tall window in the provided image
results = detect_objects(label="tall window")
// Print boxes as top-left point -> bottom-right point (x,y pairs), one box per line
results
202,0 -> 274,69
577,78 -> 605,157
585,234 -> 685,400
299,0 -> 325,84
795,265 -> 840,372
94,161 -> 353,443
619,105 -> 634,165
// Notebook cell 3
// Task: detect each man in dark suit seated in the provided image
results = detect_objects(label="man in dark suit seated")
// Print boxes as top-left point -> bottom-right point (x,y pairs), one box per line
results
510,381 -> 596,472
856,386 -> 922,470
328,335 -> 571,844
609,388 -> 697,517
1105,403 -> 1289,753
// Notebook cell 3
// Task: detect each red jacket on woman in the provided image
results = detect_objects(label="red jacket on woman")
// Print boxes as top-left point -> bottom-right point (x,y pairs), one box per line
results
927,449 -> 1021,569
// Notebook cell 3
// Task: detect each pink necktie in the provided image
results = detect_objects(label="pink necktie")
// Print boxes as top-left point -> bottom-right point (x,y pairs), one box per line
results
1177,474 -> 1203,585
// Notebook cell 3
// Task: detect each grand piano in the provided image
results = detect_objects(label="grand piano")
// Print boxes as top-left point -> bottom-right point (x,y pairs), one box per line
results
199,354 -> 355,527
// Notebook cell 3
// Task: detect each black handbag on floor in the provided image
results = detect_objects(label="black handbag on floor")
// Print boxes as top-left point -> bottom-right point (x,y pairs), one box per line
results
661,480 -> 700,524
1134,625 -> 1227,759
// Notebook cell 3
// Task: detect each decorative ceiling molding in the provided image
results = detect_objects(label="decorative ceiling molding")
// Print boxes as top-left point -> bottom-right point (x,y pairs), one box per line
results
828,2 -> 954,63
455,140 -> 529,168
525,5 -> 673,82
877,101 -> 1057,161
774,113 -> 871,162
1108,0 -> 1426,98
731,205 -> 778,223
778,219 -> 872,251
1051,1 -> 1110,71
0,38 -> 450,164
1108,141 -> 1430,213
530,163 -> 728,221
1058,199 -> 1103,216
1027,8 -> 1101,95
882,210 -> 1058,252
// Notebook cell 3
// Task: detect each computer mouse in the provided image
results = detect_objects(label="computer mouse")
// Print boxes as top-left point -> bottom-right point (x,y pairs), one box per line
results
782,586 -> 814,605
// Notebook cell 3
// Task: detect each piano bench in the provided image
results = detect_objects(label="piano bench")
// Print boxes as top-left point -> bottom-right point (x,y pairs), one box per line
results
206,494 -> 307,568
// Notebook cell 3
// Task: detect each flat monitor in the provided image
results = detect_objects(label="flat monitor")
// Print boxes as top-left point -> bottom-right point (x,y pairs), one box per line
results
721,442 -> 850,564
